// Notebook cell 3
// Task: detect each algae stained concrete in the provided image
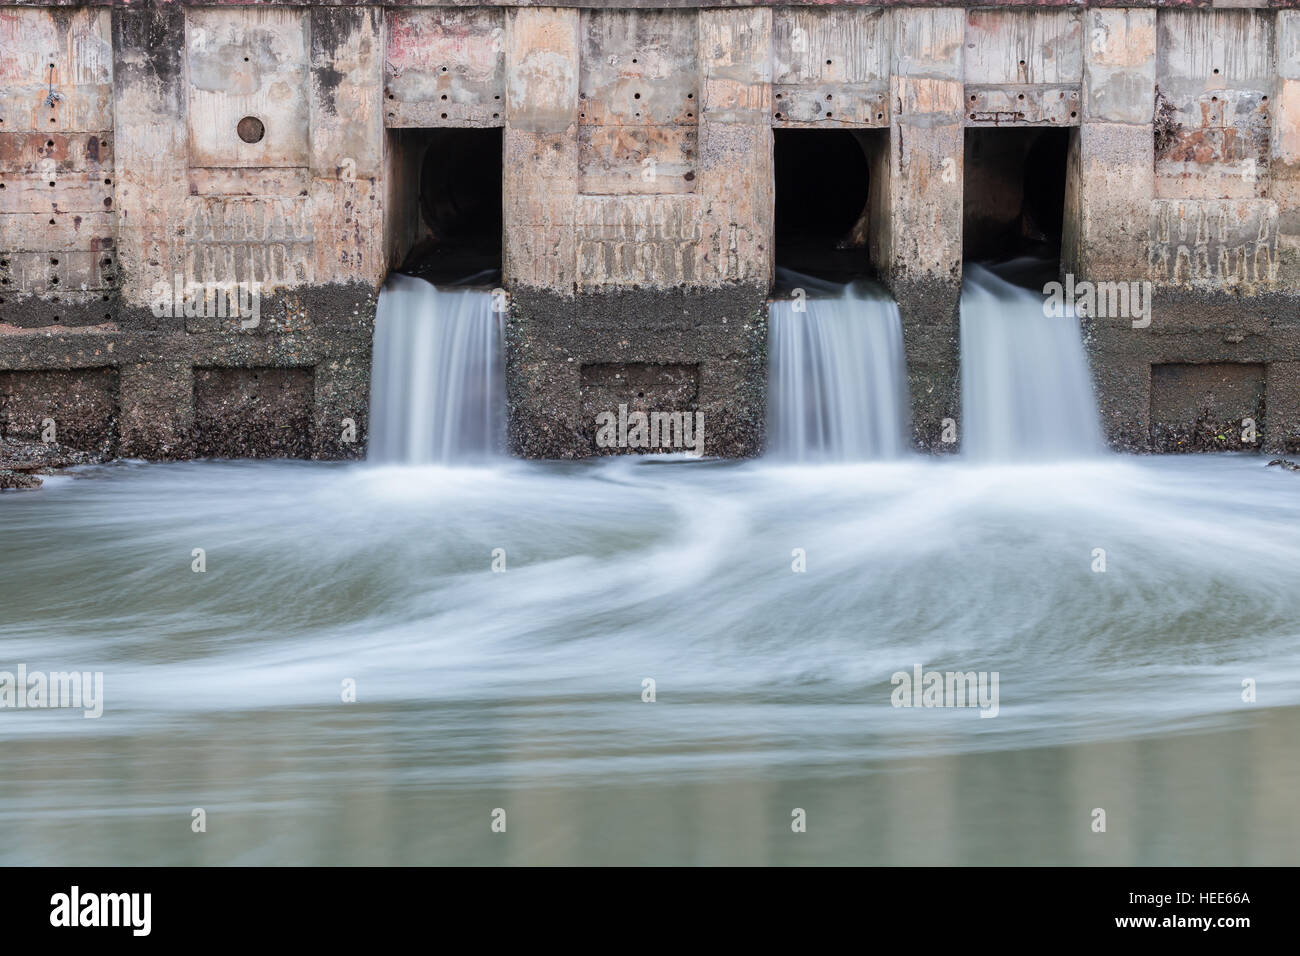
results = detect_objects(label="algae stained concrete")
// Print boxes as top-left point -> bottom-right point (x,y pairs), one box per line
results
3,3 -> 1300,462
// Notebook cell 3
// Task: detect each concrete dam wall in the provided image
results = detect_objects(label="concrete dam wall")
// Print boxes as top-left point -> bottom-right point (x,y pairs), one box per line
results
1,2 -> 1298,460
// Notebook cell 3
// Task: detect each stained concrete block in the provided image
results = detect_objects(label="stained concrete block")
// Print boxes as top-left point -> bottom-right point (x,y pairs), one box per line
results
887,8 -> 964,452
1083,8 -> 1157,125
1273,12 -> 1300,288
964,10 -> 1083,86
505,7 -> 579,133
0,8 -> 117,322
385,8 -> 506,130
311,8 -> 384,182
1156,10 -> 1275,202
503,8 -> 580,291
698,8 -> 772,288
771,8 -> 890,129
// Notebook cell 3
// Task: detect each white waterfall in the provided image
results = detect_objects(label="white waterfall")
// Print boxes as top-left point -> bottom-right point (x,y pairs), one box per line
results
368,273 -> 504,464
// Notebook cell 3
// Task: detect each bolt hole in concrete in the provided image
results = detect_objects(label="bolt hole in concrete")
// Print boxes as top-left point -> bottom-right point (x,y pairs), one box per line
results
237,116 -> 265,144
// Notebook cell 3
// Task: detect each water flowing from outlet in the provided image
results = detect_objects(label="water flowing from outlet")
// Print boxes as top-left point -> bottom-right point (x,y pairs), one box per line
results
960,261 -> 1103,460
368,273 -> 504,464
768,271 -> 910,461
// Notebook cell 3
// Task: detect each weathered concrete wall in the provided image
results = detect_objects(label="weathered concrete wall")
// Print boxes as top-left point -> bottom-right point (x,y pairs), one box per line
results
2,3 -> 1299,462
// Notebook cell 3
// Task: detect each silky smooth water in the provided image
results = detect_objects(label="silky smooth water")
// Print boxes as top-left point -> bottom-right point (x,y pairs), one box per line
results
2,455 -> 1298,864
961,262 -> 1105,460
769,272 -> 910,461
368,273 -> 503,464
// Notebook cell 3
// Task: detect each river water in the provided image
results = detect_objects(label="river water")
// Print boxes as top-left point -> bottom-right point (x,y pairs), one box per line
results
2,454 -> 1297,864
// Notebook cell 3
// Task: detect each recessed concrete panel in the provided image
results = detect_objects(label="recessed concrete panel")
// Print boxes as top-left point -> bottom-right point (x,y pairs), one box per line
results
192,366 -> 314,459
580,361 -> 700,455
186,8 -> 311,169
1150,361 -> 1265,451
0,366 -> 117,454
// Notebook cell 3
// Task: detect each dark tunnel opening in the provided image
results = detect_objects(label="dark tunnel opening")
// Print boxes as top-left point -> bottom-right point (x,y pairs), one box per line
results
773,129 -> 881,283
398,128 -> 503,284
963,127 -> 1070,281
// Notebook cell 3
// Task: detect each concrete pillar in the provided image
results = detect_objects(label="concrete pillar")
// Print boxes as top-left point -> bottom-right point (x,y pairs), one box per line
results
1070,9 -> 1157,452
312,347 -> 371,461
118,361 -> 193,459
308,6 -> 385,290
1273,12 -> 1300,290
1068,9 -> 1155,282
698,7 -> 773,287
886,8 -> 964,451
111,5 -> 188,321
503,8 -> 580,292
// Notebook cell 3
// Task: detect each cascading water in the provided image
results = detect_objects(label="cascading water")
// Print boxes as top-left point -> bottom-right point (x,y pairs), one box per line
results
767,270 -> 910,461
368,272 -> 504,464
960,261 -> 1104,460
